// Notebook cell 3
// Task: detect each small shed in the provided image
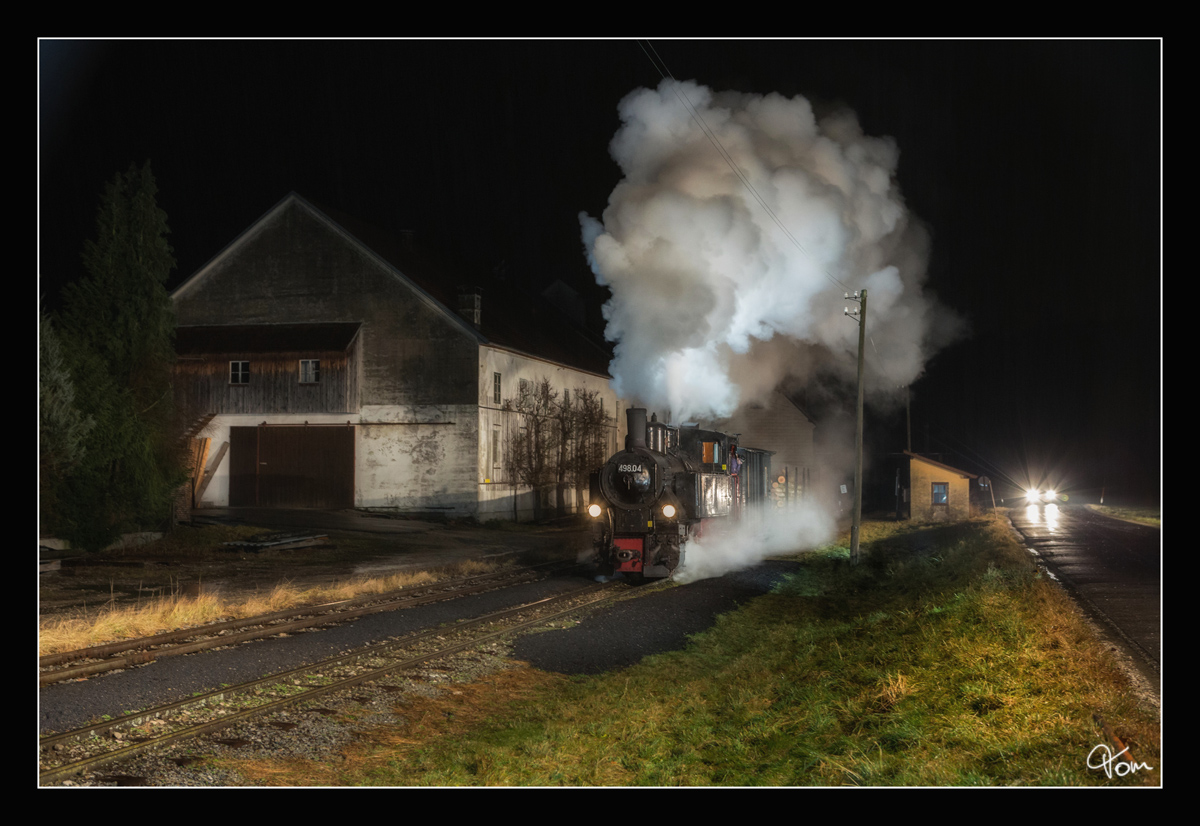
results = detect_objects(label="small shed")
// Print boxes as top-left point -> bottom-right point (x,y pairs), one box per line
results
905,450 -> 977,522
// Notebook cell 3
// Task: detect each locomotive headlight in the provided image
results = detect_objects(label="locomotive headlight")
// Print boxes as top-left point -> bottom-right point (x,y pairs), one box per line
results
588,503 -> 602,518
662,504 -> 676,518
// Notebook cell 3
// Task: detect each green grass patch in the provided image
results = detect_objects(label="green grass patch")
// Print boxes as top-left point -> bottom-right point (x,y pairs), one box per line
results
1088,504 -> 1160,528
224,515 -> 1160,787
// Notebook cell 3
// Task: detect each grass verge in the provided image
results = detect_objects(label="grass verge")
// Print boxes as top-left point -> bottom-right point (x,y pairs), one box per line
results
1087,504 -> 1161,528
39,547 -> 504,657
221,514 -> 1160,786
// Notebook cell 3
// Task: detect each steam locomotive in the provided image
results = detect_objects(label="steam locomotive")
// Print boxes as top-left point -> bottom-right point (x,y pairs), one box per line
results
588,408 -> 773,578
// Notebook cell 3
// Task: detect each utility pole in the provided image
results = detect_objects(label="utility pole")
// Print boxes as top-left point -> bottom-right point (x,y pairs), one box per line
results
845,289 -> 867,566
903,384 -> 911,521
906,385 -> 912,453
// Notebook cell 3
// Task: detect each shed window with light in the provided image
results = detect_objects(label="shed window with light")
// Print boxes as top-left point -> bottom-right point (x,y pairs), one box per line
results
932,482 -> 948,505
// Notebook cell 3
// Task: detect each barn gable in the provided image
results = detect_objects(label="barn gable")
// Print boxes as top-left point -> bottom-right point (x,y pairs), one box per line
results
173,193 -> 481,408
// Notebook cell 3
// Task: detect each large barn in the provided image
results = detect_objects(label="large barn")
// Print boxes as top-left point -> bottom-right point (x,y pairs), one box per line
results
172,193 -> 627,520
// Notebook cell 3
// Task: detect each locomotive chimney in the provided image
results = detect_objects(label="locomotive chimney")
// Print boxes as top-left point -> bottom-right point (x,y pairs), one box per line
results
625,408 -> 648,451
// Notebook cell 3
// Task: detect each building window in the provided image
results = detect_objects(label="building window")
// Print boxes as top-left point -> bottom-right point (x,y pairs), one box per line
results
932,482 -> 948,505
493,372 -> 501,405
300,359 -> 320,384
230,361 -> 249,385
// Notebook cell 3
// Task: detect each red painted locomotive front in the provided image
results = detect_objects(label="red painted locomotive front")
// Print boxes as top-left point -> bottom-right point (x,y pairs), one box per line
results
611,536 -> 645,573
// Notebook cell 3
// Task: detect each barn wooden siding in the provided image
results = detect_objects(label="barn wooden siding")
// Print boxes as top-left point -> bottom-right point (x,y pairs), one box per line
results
176,346 -> 360,415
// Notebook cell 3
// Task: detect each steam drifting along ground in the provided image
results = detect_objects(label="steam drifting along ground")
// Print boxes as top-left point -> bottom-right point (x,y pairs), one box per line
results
675,501 -> 836,583
581,79 -> 962,423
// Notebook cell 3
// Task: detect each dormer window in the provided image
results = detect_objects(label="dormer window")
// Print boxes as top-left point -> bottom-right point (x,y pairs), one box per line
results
300,359 -> 320,384
230,361 -> 250,385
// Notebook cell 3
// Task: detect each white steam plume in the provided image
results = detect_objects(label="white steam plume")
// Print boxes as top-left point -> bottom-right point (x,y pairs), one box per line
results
675,500 -> 836,583
581,80 -> 961,421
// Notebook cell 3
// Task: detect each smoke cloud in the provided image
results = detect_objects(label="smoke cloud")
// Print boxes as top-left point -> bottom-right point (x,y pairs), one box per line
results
581,80 -> 961,421
675,500 -> 836,583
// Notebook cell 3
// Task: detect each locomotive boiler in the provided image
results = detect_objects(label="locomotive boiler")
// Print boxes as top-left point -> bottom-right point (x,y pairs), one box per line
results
588,408 -> 772,578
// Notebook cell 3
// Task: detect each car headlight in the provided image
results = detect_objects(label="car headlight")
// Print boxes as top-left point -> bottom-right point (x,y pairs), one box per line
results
1025,489 -> 1040,502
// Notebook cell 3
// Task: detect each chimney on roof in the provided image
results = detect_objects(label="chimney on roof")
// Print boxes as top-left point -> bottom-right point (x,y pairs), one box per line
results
456,285 -> 482,328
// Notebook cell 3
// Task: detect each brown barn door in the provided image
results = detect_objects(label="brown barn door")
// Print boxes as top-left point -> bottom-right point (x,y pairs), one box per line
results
229,426 -> 259,506
229,425 -> 355,508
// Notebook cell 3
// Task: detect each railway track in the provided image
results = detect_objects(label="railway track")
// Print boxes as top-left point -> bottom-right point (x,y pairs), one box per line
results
40,561 -> 575,685
40,578 -> 623,785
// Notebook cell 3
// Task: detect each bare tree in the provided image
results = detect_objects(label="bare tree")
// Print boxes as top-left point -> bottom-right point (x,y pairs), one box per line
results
565,387 -> 612,511
504,378 -> 560,521
502,378 -> 613,521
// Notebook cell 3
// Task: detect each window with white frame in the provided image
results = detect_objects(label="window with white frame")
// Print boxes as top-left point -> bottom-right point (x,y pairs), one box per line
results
932,482 -> 949,505
300,359 -> 320,384
230,361 -> 250,385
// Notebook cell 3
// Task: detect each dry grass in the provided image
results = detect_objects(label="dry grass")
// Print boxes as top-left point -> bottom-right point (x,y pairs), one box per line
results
1088,504 -> 1160,527
38,559 -> 502,657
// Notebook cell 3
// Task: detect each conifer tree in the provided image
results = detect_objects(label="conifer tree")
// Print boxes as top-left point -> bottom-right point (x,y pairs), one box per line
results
62,161 -> 176,409
39,308 -> 95,531
52,162 -> 183,551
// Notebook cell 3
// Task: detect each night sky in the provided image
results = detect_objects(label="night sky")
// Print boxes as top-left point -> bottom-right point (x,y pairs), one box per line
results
38,39 -> 1161,505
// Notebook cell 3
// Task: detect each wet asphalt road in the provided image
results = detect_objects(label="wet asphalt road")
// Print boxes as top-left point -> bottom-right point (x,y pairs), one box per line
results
1008,504 -> 1160,686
